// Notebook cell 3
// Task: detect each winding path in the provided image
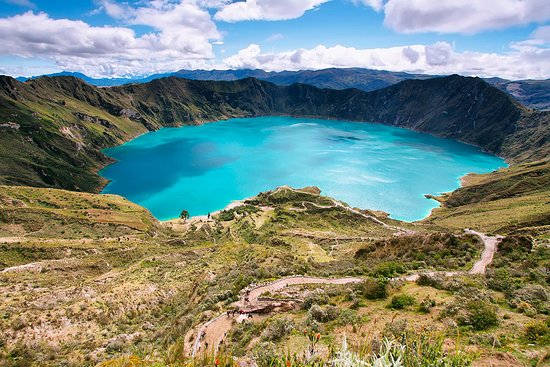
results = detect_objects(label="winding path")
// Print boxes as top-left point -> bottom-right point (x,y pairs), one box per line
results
466,229 -> 504,274
187,190 -> 503,357
188,227 -> 503,357
188,276 -> 364,356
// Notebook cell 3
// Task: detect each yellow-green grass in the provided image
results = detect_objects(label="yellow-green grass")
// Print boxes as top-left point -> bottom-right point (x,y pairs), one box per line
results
425,161 -> 550,236
427,191 -> 549,234
0,185 -> 159,239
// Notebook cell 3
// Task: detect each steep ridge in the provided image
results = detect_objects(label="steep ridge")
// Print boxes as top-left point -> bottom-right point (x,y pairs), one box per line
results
17,69 -> 550,111
0,74 -> 548,191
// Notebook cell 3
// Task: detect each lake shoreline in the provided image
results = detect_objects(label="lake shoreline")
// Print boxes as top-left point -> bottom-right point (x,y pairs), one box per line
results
95,114 -> 511,195
99,116 -> 504,223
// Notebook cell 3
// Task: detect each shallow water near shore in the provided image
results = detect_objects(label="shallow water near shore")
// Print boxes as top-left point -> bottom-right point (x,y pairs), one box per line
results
100,116 -> 506,221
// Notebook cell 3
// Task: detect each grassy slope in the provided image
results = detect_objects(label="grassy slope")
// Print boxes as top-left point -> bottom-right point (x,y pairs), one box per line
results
0,74 -> 548,366
0,185 -> 159,241
0,186 -> 547,366
425,161 -> 550,236
0,76 -> 148,191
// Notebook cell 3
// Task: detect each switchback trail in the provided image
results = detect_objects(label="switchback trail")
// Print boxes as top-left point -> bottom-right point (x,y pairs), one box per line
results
187,188 -> 503,357
188,227 -> 503,357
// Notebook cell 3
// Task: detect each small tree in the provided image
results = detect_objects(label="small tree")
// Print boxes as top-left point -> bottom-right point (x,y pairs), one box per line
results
179,210 -> 190,222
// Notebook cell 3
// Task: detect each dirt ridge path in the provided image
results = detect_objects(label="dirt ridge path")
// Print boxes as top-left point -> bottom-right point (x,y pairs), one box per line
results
466,229 -> 504,274
189,276 -> 364,356
188,228 -> 503,357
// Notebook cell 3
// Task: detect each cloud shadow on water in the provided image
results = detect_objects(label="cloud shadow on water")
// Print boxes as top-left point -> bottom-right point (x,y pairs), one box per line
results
102,138 -> 237,201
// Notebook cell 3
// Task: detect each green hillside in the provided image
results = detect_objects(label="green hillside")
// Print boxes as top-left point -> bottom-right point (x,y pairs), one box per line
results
426,161 -> 550,235
0,185 -> 548,366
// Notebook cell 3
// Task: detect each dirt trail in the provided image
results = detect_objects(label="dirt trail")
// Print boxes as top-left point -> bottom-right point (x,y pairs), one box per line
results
188,227 -> 503,356
189,276 -> 363,356
466,229 -> 503,274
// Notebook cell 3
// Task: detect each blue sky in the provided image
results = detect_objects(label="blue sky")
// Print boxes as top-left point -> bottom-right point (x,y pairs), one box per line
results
0,0 -> 549,79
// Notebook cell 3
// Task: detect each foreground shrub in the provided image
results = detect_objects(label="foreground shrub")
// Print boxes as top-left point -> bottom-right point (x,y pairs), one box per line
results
458,300 -> 499,331
261,317 -> 295,342
308,304 -> 339,323
486,268 -> 514,293
302,290 -> 329,310
387,294 -> 416,310
524,319 -> 550,345
357,277 -> 389,300
417,297 -> 436,314
336,309 -> 363,326
511,284 -> 549,314
442,296 -> 499,331
373,261 -> 406,278
331,331 -> 473,367
98,330 -> 474,367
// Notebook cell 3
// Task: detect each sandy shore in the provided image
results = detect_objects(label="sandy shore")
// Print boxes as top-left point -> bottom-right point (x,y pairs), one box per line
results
161,197 -> 248,227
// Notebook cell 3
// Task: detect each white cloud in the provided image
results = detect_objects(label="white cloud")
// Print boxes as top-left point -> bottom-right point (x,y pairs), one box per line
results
222,42 -> 550,80
214,0 -> 330,22
425,41 -> 452,65
382,0 -> 550,34
532,25 -> 550,42
198,0 -> 232,8
0,1 -> 222,77
402,46 -> 419,63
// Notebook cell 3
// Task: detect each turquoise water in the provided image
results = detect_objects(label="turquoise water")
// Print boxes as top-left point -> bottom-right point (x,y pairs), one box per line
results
100,116 -> 506,222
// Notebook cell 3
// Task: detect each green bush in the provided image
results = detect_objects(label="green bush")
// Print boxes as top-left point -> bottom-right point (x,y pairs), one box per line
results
459,300 -> 499,331
417,297 -> 436,313
357,277 -> 389,300
252,341 -> 279,367
228,320 -> 262,355
373,261 -> 405,278
217,210 -> 235,221
524,320 -> 550,345
511,284 -> 549,314
302,290 -> 329,310
415,273 -> 445,289
486,268 -> 514,293
442,294 -> 499,331
261,317 -> 295,341
308,305 -> 339,323
387,294 -> 416,310
336,309 -> 362,326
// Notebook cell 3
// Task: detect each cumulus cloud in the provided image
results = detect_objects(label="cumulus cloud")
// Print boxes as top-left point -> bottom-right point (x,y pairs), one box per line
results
353,0 -> 550,34
0,1 -> 222,77
425,41 -> 452,65
214,0 -> 329,22
402,46 -> 419,63
382,0 -> 550,34
222,42 -> 550,80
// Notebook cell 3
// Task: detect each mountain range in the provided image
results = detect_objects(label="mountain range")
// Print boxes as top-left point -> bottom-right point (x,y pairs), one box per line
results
16,68 -> 550,111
